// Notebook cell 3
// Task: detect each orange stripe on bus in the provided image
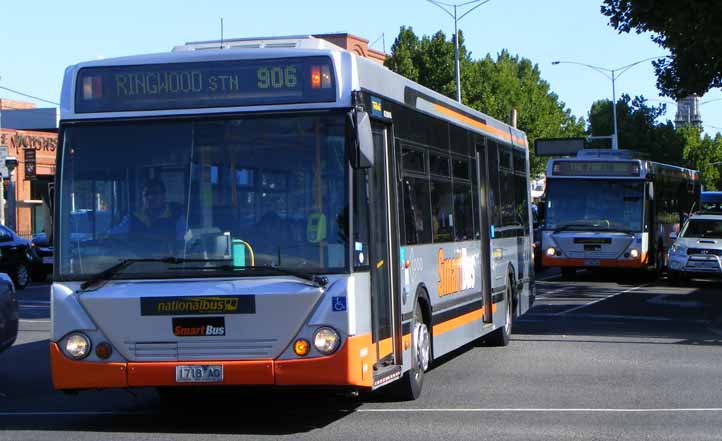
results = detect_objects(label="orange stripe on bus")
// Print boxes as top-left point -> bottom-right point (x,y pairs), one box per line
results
275,333 -> 374,387
432,305 -> 495,337
127,359 -> 274,386
433,104 -> 528,148
50,342 -> 127,390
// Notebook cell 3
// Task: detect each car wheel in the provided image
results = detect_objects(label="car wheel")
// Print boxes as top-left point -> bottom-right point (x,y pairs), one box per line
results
12,263 -> 29,290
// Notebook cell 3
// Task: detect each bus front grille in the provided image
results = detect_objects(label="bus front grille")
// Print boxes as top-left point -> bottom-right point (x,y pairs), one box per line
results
127,339 -> 278,361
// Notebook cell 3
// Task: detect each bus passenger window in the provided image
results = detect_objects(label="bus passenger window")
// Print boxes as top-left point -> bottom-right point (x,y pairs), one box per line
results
402,177 -> 432,245
430,180 -> 453,243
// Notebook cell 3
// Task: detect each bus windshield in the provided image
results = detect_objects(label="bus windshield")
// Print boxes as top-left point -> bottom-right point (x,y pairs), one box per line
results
57,113 -> 349,279
545,179 -> 644,233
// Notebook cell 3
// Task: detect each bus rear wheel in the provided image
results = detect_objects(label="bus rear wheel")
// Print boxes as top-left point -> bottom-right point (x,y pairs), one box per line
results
392,302 -> 429,401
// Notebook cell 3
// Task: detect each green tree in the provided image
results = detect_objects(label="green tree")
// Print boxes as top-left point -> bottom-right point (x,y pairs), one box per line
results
587,94 -> 684,165
385,28 -> 585,176
601,0 -> 722,97
678,126 -> 722,190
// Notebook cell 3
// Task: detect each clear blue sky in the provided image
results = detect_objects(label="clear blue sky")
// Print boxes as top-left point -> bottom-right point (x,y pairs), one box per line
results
2,0 -> 721,136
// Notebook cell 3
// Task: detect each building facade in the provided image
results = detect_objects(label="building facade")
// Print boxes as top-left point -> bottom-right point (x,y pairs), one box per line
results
0,99 -> 57,238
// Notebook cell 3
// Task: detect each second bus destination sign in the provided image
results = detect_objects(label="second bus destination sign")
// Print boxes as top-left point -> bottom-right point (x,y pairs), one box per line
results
75,57 -> 336,113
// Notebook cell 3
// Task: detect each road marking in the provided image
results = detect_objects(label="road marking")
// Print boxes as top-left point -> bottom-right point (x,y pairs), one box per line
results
559,284 -> 648,315
357,408 -> 722,413
647,294 -> 704,309
536,273 -> 561,282
3,408 -> 722,417
18,300 -> 50,304
525,312 -> 708,324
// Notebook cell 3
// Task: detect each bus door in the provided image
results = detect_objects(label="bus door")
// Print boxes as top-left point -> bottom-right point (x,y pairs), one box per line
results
368,122 -> 402,384
475,141 -> 494,324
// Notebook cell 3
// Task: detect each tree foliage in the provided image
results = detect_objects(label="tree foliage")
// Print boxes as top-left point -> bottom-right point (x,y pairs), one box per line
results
601,0 -> 722,98
588,95 -> 722,189
385,27 -> 584,176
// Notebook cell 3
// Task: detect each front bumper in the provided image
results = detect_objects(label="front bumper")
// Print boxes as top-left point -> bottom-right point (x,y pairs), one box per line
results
50,334 -> 375,390
542,255 -> 647,269
668,254 -> 722,275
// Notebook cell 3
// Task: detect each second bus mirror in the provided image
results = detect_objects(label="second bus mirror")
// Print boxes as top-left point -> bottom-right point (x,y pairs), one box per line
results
350,111 -> 374,169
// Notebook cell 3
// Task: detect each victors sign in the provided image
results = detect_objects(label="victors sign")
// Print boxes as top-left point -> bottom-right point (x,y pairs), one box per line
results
0,131 -> 57,155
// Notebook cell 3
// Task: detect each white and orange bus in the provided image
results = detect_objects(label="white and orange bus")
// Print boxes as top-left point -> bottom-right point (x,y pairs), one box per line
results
50,35 -> 534,400
541,149 -> 699,278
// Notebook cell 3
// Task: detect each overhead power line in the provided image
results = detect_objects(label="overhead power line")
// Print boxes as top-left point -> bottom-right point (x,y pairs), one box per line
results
0,85 -> 59,106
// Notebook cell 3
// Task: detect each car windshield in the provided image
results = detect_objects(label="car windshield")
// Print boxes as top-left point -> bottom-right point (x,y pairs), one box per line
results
680,219 -> 722,239
57,114 -> 349,279
545,179 -> 644,232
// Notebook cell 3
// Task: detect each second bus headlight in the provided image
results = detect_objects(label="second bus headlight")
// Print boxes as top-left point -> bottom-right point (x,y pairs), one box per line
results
313,327 -> 340,354
64,332 -> 91,360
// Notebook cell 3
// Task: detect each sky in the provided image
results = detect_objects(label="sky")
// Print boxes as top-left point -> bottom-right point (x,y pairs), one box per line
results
1,0 -> 721,137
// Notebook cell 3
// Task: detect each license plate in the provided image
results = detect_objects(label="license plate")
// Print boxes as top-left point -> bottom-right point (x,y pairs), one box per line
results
175,365 -> 223,383
42,256 -> 53,264
584,259 -> 601,267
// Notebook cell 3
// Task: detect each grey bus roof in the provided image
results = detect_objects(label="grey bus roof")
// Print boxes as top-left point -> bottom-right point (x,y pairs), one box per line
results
59,40 -> 527,148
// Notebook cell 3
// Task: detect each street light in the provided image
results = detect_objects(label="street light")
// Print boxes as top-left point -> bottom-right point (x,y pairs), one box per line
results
426,0 -> 492,103
552,56 -> 663,150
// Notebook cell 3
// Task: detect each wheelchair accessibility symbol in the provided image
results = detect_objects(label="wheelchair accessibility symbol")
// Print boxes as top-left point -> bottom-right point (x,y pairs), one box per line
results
332,296 -> 347,312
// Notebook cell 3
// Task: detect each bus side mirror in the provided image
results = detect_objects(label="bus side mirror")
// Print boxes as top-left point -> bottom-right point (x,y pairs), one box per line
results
349,111 -> 374,169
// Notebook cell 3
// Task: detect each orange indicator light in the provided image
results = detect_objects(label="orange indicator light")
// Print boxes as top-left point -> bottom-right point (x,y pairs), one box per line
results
311,66 -> 322,89
294,339 -> 310,356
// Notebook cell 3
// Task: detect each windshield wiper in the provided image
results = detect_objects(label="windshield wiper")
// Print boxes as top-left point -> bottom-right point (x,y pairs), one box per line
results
172,264 -> 328,288
79,257 -> 227,291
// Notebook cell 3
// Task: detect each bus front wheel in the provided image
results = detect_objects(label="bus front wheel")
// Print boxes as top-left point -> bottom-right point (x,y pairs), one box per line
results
392,301 -> 429,401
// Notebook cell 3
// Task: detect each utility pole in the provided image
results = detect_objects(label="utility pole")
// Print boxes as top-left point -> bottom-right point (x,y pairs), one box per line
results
426,0 -> 492,103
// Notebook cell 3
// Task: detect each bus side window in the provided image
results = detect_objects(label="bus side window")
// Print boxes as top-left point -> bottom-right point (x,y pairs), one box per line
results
402,177 -> 432,245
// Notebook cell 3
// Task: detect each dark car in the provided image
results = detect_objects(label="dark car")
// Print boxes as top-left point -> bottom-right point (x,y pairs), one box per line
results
0,225 -> 38,290
0,273 -> 18,353
31,232 -> 53,282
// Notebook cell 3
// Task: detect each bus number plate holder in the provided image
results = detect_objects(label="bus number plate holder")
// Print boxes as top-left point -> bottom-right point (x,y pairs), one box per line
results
584,259 -> 600,267
175,365 -> 224,383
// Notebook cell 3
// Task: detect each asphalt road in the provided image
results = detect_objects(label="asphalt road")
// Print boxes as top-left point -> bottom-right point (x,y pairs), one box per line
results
1,271 -> 722,440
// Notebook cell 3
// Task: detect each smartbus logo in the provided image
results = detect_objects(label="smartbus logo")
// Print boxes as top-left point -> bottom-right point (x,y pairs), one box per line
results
172,317 -> 226,337
437,248 -> 476,296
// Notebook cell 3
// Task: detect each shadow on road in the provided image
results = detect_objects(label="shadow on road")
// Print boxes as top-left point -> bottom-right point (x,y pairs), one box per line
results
520,273 -> 722,345
0,339 -> 363,435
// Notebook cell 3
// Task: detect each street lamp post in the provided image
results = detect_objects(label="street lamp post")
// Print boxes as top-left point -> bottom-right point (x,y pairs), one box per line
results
426,0 -> 492,103
552,56 -> 661,150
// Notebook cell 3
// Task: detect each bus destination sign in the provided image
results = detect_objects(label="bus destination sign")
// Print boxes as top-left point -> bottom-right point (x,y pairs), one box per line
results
552,160 -> 641,177
75,57 -> 336,113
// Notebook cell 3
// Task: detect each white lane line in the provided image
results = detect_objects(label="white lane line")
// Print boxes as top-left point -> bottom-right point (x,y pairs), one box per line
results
525,312 -> 708,324
18,300 -> 50,305
357,408 -> 722,413
559,284 -> 648,315
4,408 -> 722,417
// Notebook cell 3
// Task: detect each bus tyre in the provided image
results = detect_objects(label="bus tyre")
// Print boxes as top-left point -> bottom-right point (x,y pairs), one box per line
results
393,302 -> 429,401
485,279 -> 513,347
561,267 -> 576,280
12,263 -> 29,290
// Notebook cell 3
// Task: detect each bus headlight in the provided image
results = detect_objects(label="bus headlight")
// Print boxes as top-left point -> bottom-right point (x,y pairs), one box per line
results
64,332 -> 91,360
313,327 -> 340,355
629,249 -> 640,258
546,247 -> 557,256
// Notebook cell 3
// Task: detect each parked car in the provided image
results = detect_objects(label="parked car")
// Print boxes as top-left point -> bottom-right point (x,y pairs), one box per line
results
667,212 -> 722,282
0,273 -> 18,353
31,232 -> 53,282
0,225 -> 39,289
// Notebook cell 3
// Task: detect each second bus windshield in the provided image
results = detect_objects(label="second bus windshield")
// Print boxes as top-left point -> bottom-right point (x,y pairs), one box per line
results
545,180 -> 644,233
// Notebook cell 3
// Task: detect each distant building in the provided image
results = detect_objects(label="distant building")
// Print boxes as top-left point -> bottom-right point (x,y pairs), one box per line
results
0,99 -> 57,238
675,95 -> 702,128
